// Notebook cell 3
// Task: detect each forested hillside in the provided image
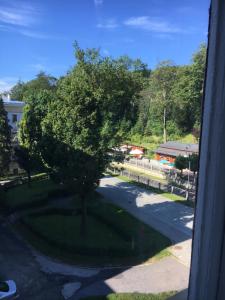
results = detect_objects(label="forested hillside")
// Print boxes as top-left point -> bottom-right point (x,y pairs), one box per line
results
129,44 -> 206,152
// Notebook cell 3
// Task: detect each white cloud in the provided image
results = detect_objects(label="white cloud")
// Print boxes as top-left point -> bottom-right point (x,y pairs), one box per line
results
124,16 -> 182,34
19,29 -> 49,39
94,0 -> 103,6
0,77 -> 18,93
0,3 -> 38,27
0,24 -> 49,39
0,2 -> 50,39
97,19 -> 118,29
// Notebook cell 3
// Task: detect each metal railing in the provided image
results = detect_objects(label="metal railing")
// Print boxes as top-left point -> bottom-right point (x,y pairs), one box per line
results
109,167 -> 195,202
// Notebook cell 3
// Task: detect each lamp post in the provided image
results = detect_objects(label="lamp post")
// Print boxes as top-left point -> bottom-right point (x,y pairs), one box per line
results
185,146 -> 191,200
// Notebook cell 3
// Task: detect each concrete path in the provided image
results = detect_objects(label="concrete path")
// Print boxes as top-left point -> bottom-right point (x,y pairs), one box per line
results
75,257 -> 189,299
98,176 -> 194,266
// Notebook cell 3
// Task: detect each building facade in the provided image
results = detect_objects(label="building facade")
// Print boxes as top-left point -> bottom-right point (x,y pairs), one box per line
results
155,141 -> 199,163
3,95 -> 25,174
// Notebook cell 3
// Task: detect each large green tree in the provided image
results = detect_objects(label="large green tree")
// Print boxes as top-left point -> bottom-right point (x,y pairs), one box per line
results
0,98 -> 11,176
19,89 -> 54,155
172,44 -> 206,133
135,61 -> 177,140
19,44 -> 145,234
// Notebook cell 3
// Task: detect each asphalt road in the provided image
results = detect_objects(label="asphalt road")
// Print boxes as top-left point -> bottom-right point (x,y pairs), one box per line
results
98,176 -> 194,266
98,176 -> 194,243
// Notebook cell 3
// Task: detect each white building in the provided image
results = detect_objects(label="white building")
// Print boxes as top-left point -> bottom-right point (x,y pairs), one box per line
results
2,95 -> 25,174
3,95 -> 25,135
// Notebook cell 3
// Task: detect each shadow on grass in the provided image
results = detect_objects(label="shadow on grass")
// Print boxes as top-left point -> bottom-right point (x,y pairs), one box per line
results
16,196 -> 171,267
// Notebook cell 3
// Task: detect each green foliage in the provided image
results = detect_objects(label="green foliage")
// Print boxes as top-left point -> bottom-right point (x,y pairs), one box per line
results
10,80 -> 26,101
10,72 -> 57,101
189,154 -> 199,173
18,44 -> 146,234
175,156 -> 187,171
19,89 -> 55,162
0,98 -> 11,176
38,44 -> 144,193
14,145 -> 42,184
132,44 -> 206,141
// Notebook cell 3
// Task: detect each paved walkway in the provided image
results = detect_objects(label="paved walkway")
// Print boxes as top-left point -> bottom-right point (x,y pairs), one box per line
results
98,176 -> 194,266
75,257 -> 189,299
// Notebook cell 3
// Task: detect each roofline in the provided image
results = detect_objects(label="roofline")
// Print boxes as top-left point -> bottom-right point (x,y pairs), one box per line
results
3,101 -> 25,107
155,147 -> 198,153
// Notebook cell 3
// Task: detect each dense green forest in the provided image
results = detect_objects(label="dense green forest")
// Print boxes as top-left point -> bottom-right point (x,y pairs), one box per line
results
130,44 -> 206,148
10,43 -> 206,152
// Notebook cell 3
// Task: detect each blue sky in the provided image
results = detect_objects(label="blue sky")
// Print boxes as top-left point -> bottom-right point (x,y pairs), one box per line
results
0,0 -> 210,92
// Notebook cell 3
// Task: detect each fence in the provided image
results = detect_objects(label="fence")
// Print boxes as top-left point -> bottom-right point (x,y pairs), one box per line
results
110,167 -> 195,202
126,158 -> 164,172
0,173 -> 49,190
125,158 -> 197,190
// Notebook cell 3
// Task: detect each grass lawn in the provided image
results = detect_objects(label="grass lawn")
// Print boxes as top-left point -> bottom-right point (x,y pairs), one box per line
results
81,292 -> 176,300
1,178 -> 62,210
117,175 -> 194,208
17,192 -> 171,266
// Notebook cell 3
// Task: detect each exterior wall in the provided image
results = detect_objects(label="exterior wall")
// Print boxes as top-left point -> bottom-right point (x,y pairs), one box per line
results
3,100 -> 25,175
3,102 -> 24,134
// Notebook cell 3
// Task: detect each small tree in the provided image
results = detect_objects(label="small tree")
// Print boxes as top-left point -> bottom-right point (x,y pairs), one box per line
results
190,154 -> 199,183
150,61 -> 177,143
0,98 -> 11,177
175,155 -> 188,176
14,146 -> 38,186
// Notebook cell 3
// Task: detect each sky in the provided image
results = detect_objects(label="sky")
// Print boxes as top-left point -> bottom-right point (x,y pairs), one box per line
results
0,0 -> 210,93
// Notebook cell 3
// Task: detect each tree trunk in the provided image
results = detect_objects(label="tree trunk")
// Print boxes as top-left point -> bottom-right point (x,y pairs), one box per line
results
80,194 -> 87,237
163,107 -> 167,143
